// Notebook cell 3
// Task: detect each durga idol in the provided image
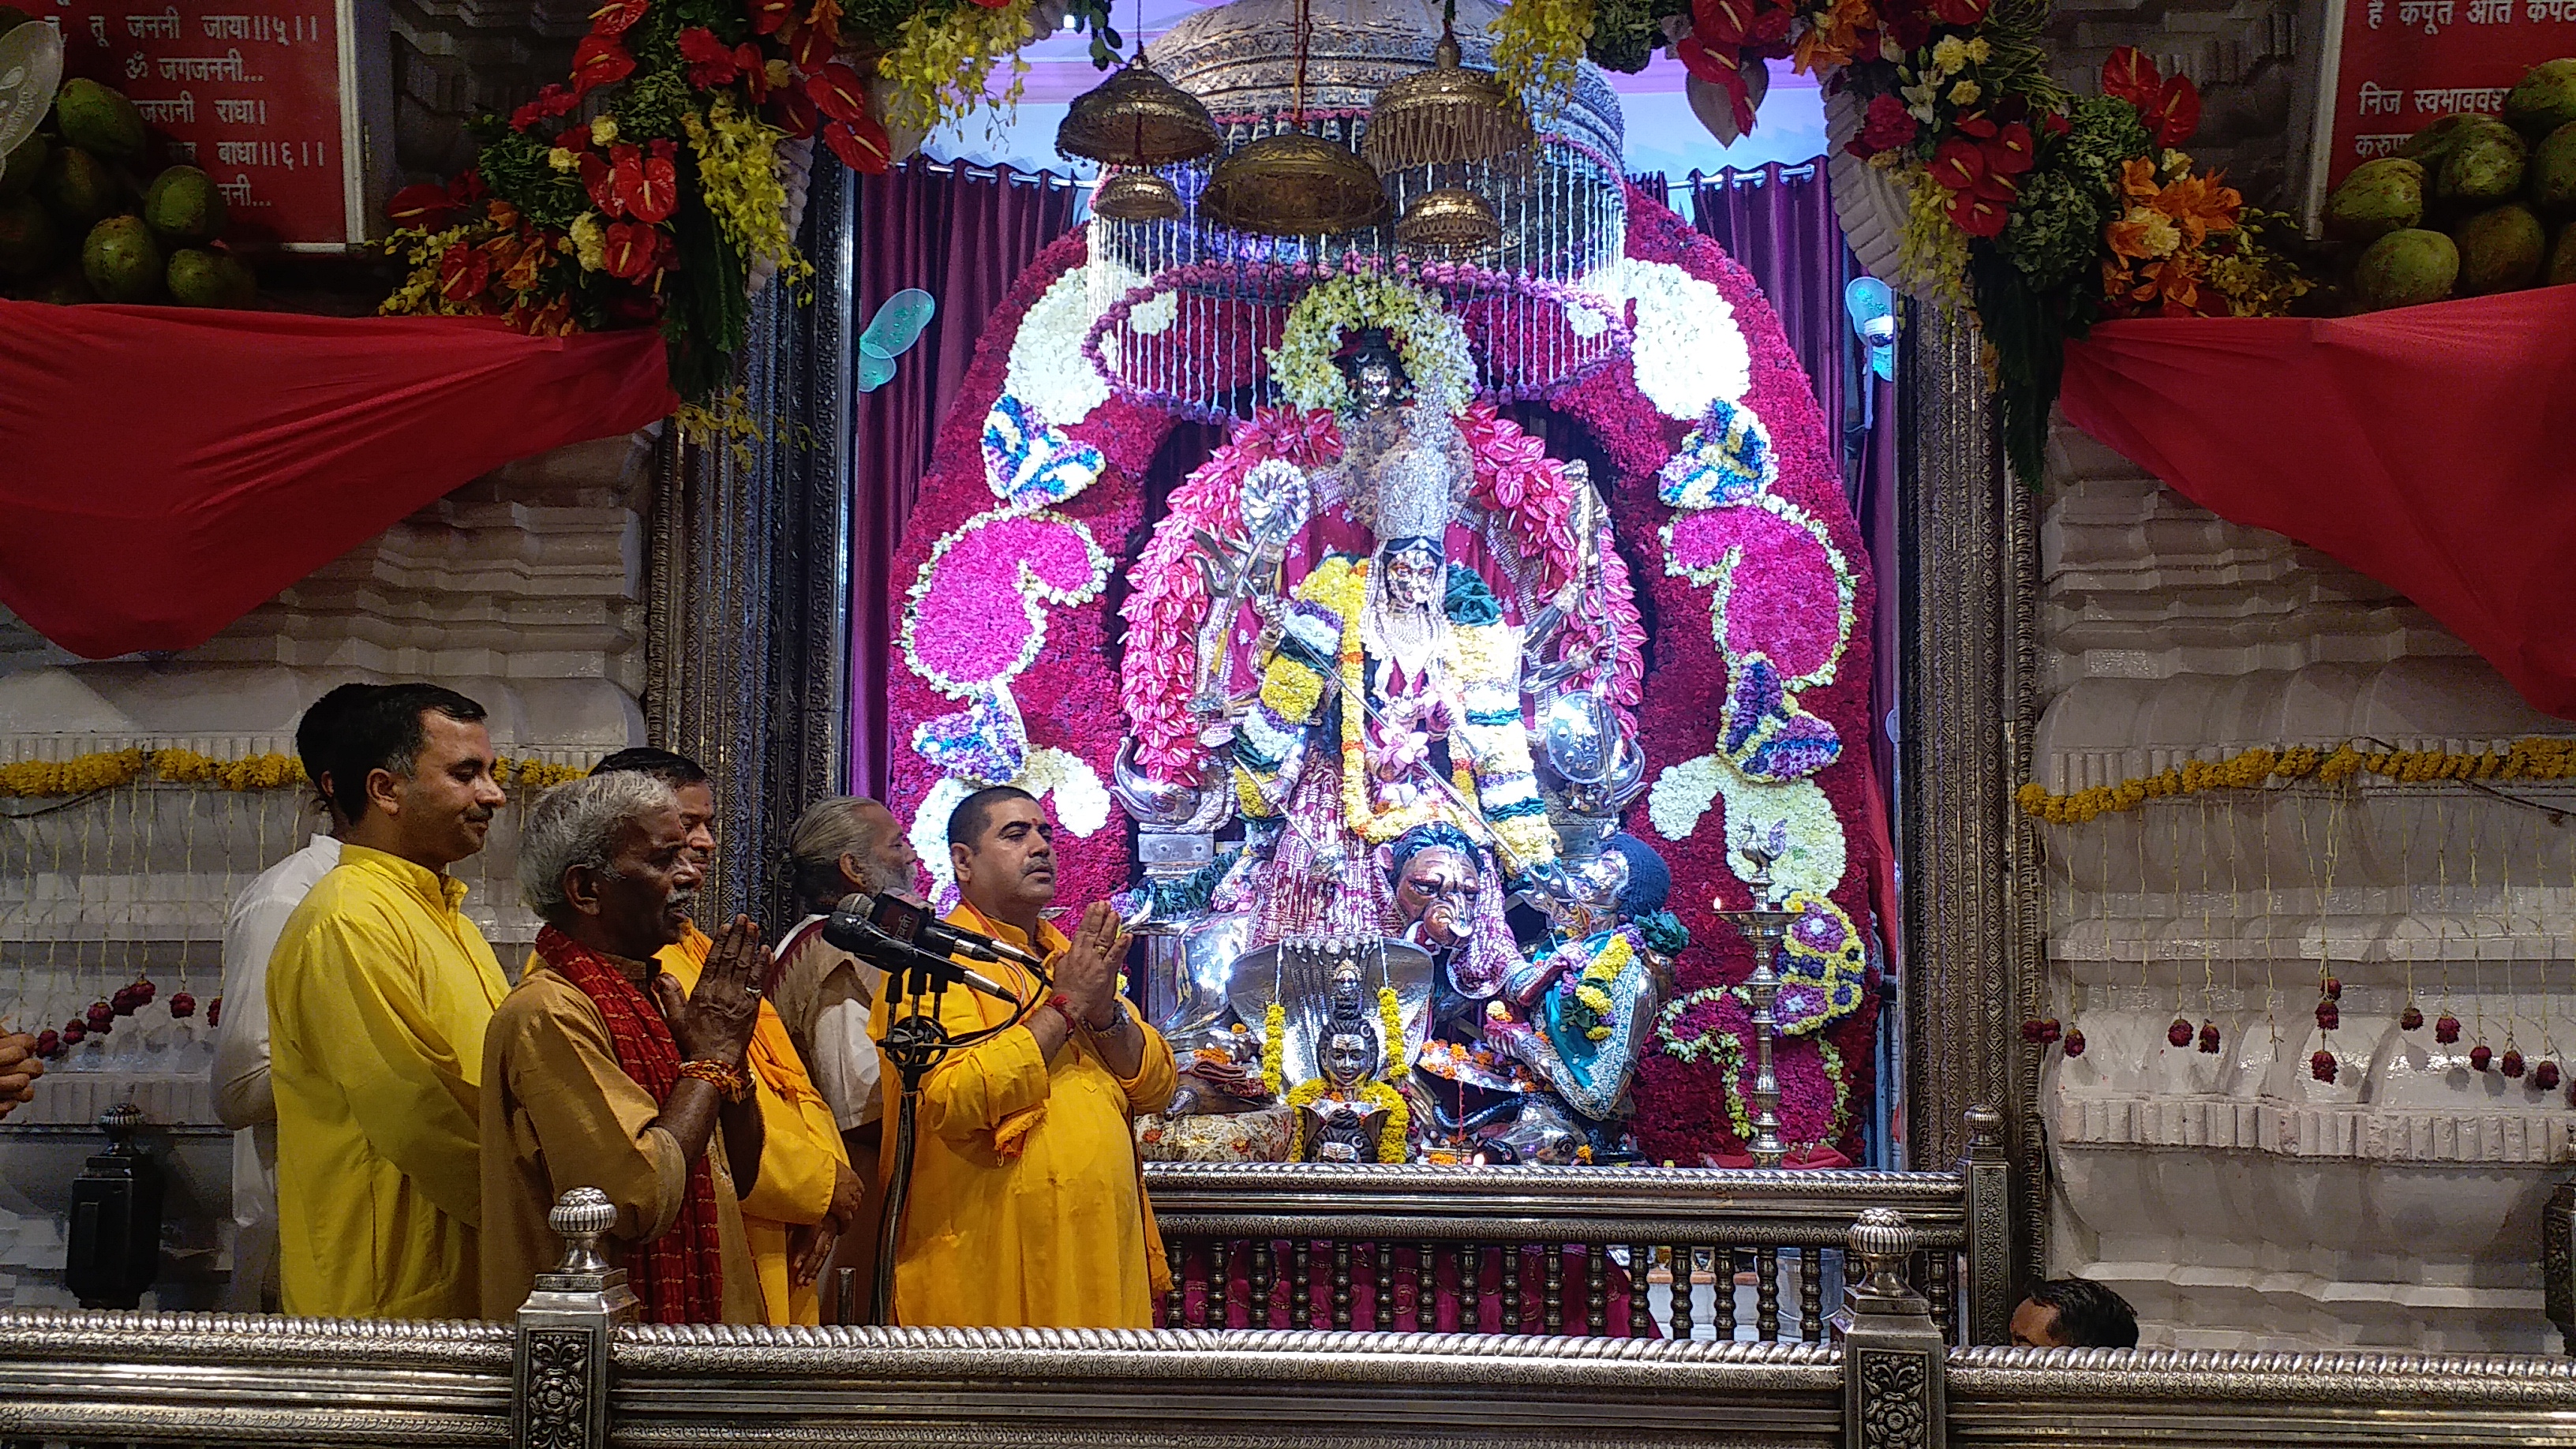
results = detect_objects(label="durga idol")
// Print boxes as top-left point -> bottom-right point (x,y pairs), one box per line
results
1226,329 -> 1557,1002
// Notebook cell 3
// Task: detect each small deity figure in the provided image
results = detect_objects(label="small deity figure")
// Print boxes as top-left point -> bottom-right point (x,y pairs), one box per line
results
1230,330 -> 1556,1001
1481,833 -> 1684,1128
1288,961 -> 1410,1163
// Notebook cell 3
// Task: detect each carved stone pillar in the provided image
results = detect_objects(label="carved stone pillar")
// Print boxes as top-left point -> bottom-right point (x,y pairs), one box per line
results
1898,305 -> 2046,1287
2548,1180 -> 2576,1355
647,163 -> 856,929
1837,1208 -> 1948,1449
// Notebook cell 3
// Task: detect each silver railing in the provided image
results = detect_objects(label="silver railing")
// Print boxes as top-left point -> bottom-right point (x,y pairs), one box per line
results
1143,1105 -> 2012,1344
9,1195 -> 2576,1449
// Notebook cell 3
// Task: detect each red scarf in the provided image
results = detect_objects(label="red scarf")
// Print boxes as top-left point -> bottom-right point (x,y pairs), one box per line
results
535,925 -> 726,1324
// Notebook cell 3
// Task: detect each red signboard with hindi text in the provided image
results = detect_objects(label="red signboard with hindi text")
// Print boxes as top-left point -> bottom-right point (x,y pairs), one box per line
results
2308,0 -> 2576,218
41,0 -> 380,247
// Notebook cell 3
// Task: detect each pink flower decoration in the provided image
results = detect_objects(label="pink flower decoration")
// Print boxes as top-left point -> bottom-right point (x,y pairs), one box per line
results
904,510 -> 1111,696
1665,505 -> 1851,684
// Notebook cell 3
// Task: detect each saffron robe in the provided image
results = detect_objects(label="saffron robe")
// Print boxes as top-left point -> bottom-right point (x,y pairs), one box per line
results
268,845 -> 507,1320
871,904 -> 1178,1328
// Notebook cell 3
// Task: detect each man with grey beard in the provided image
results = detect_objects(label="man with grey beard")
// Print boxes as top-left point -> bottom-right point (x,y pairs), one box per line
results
477,770 -> 769,1322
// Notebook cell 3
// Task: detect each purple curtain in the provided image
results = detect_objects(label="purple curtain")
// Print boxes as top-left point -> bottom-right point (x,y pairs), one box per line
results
849,162 -> 1083,797
1686,163 -> 1860,472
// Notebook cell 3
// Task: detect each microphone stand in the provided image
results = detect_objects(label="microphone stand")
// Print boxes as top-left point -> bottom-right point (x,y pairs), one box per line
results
843,921 -> 1046,1325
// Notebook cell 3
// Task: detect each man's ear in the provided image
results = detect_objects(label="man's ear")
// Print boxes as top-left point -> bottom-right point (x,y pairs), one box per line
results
365,766 -> 403,818
949,841 -> 974,885
560,863 -> 608,919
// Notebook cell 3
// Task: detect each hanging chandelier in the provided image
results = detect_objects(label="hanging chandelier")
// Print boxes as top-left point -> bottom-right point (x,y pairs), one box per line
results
1392,185 -> 1501,249
1361,0 -> 1533,172
1197,0 -> 1387,236
1091,167 -> 1185,221
1056,51 -> 1221,168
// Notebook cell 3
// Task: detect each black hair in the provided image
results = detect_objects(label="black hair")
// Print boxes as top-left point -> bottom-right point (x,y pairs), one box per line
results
1606,833 -> 1672,919
1335,328 -> 1410,390
592,747 -> 710,789
948,784 -> 1039,851
316,683 -> 489,824
1387,822 -> 1480,878
2023,1279 -> 2140,1349
294,683 -> 384,814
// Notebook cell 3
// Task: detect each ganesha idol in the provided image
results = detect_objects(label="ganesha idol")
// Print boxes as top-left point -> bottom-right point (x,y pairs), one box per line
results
1116,323 -> 1665,1163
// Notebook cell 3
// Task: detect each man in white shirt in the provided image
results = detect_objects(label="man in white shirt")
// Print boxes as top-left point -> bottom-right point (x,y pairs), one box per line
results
209,683 -> 376,1312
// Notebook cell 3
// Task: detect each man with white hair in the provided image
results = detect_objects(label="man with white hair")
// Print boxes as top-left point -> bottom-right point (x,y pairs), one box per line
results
477,770 -> 770,1323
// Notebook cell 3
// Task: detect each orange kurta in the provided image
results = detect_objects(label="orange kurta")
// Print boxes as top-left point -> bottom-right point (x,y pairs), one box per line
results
870,903 -> 1175,1328
641,924 -> 849,1325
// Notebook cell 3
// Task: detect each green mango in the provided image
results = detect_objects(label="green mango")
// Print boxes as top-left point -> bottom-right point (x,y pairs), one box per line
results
2402,114 -> 2482,166
36,145 -> 122,226
2548,223 -> 2576,286
80,214 -> 162,302
2532,122 -> 2576,217
51,78 -> 148,164
144,165 -> 225,243
165,246 -> 254,307
2437,117 -> 2526,204
2455,203 -> 2545,293
2325,157 -> 2426,242
2353,227 -> 2459,310
2505,58 -> 2576,140
0,132 -> 46,201
0,193 -> 56,276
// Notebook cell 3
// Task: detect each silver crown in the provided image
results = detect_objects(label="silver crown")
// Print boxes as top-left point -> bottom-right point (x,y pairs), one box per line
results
1373,444 -> 1454,544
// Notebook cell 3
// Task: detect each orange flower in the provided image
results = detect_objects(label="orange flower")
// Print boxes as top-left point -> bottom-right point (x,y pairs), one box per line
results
2106,206 -> 2180,260
2149,170 -> 2241,246
2120,155 -> 2161,202
1793,0 -> 1874,73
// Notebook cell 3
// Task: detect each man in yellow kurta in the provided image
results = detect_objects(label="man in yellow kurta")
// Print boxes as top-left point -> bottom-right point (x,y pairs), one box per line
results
872,785 -> 1176,1329
596,748 -> 866,1326
268,685 -> 511,1320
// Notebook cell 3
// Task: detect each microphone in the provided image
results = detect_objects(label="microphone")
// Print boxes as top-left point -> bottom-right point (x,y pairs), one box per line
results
820,909 -> 1024,1004
829,889 -> 1051,970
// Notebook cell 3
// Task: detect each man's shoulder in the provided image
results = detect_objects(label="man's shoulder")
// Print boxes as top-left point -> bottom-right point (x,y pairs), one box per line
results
489,966 -> 603,1046
229,839 -> 340,917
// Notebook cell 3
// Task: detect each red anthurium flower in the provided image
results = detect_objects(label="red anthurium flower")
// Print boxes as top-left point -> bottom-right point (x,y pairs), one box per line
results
964,0 -> 1010,9
1981,120 -> 2035,175
792,21 -> 835,69
439,244 -> 492,303
582,151 -> 619,214
738,44 -> 773,99
821,114 -> 894,174
1927,135 -> 1986,192
2145,70 -> 2202,146
746,0 -> 794,34
446,170 -> 488,205
2042,109 -> 2071,137
1945,189 -> 2009,236
631,148 -> 677,223
1692,0 -> 1760,43
807,62 -> 871,123
601,219 -> 663,280
1952,111 -> 1997,140
1931,0 -> 1986,25
556,122 -> 591,153
589,0 -> 647,34
2101,45 -> 2159,107
678,26 -> 741,87
387,182 -> 455,229
571,33 -> 636,97
1970,168 -> 2018,202
773,86 -> 821,138
1674,31 -> 1737,84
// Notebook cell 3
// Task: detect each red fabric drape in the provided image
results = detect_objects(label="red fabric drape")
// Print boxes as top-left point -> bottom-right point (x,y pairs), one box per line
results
849,163 -> 1082,796
2060,288 -> 2576,721
0,301 -> 675,659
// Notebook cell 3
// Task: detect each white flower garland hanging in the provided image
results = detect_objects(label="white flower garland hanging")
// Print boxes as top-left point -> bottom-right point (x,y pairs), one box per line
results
1267,273 -> 1477,418
1601,257 -> 1753,422
1646,751 -> 1848,898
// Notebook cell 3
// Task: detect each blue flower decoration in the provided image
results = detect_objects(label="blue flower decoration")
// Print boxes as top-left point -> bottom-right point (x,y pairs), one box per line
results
1657,397 -> 1778,511
983,395 -> 1105,511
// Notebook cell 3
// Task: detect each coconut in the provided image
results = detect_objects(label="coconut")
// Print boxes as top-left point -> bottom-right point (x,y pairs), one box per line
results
51,78 -> 148,164
166,245 -> 254,307
0,132 -> 43,201
36,145 -> 122,226
2325,157 -> 2425,242
2353,227 -> 2459,310
144,165 -> 226,243
2455,202 -> 2545,293
2532,121 -> 2576,217
80,213 -> 162,301
0,193 -> 55,276
2402,114 -> 2482,165
2437,117 -> 2527,204
2505,58 -> 2576,140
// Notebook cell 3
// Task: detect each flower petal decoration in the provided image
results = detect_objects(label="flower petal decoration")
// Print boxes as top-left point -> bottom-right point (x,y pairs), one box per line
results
911,685 -> 1031,784
1657,395 -> 1777,510
1719,652 -> 1843,784
983,394 -> 1106,509
900,505 -> 1112,699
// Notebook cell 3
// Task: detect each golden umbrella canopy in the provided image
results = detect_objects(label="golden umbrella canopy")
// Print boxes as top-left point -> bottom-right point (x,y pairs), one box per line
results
1200,129 -> 1390,235
1360,14 -> 1533,173
1392,185 -> 1501,250
1091,167 -> 1185,221
1057,52 -> 1222,167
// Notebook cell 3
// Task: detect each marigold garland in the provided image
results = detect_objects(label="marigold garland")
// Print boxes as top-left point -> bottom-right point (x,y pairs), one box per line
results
1284,1076 -> 1412,1163
1262,999 -> 1289,1095
1376,985 -> 1409,1081
2016,738 -> 2576,826
0,747 -> 595,799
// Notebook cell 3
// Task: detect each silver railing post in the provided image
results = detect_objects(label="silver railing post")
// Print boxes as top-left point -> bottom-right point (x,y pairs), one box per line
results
2547,1178 -> 2576,1355
1960,1105 -> 2011,1346
513,1187 -> 638,1449
1836,1208 -> 1946,1449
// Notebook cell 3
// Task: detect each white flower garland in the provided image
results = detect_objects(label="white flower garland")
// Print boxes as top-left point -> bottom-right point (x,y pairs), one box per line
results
1598,258 -> 1751,421
1646,751 -> 1847,898
1004,267 -> 1111,426
907,745 -> 1113,908
1268,273 -> 1476,417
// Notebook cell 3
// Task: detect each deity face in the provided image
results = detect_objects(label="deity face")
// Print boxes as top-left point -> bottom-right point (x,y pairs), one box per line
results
1324,1031 -> 1372,1088
1354,355 -> 1403,413
1395,844 -> 1477,943
1381,541 -> 1443,610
